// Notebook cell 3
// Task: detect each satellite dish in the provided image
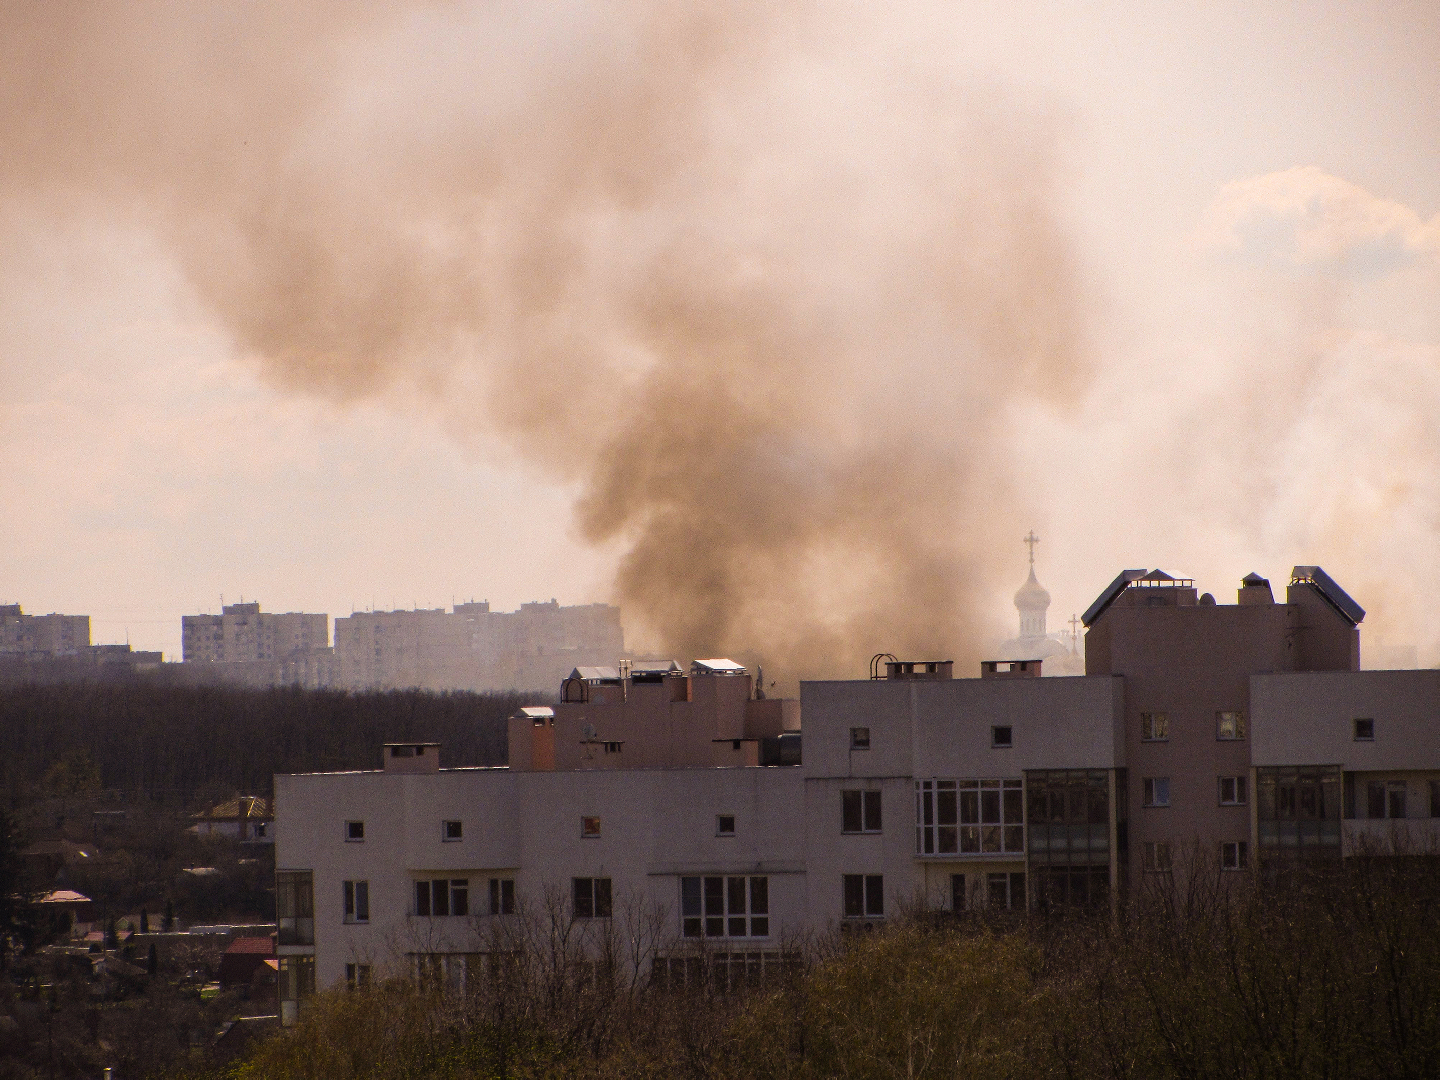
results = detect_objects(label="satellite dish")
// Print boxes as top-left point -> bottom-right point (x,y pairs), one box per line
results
581,723 -> 598,740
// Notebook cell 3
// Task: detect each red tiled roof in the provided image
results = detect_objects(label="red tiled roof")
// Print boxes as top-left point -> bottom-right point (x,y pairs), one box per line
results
224,936 -> 274,955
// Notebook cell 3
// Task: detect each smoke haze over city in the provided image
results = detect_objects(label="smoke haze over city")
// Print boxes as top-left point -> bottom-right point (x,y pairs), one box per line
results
2,1 -> 1438,682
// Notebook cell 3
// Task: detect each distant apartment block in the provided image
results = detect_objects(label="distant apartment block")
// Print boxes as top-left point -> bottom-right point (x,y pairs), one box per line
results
332,600 -> 624,693
183,603 -> 329,664
0,604 -> 91,659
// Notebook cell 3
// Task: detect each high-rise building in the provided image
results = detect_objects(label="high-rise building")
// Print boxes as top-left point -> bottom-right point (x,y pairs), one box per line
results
182,603 -> 329,663
332,600 -> 624,693
0,604 -> 91,659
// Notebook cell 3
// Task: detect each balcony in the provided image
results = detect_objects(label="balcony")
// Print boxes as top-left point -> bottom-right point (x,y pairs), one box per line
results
1342,818 -> 1440,857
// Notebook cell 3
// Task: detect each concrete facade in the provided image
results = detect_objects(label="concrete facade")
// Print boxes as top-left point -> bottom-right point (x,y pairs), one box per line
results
183,603 -> 329,665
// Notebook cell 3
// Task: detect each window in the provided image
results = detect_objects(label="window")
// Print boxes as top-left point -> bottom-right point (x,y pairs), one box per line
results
345,963 -> 372,990
987,871 -> 1027,910
343,880 -> 370,924
1141,712 -> 1169,741
850,727 -> 871,750
345,821 -> 365,842
1221,841 -> 1249,870
915,779 -> 1024,855
276,870 -> 315,947
1219,776 -> 1248,805
603,741 -> 622,754
1142,777 -> 1171,807
488,877 -> 515,915
1431,780 -> 1440,818
442,820 -> 462,842
1143,841 -> 1172,873
414,878 -> 468,917
1354,718 -> 1375,741
1216,711 -> 1246,740
581,816 -> 602,838
991,725 -> 1013,749
681,876 -> 769,938
278,955 -> 315,1025
1367,780 -> 1407,820
572,877 -> 612,919
716,814 -> 736,836
842,874 -> 884,918
842,790 -> 882,834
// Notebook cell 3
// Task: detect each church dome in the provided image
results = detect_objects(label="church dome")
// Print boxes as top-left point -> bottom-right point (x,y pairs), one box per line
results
1014,568 -> 1051,611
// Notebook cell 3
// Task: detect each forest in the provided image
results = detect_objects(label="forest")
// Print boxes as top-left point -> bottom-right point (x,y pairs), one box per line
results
0,682 -> 533,808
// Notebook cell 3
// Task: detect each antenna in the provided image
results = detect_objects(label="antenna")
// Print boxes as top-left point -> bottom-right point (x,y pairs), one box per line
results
581,723 -> 598,741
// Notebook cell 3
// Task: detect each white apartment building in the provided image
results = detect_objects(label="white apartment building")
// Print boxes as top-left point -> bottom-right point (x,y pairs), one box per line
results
273,567 -> 1440,1022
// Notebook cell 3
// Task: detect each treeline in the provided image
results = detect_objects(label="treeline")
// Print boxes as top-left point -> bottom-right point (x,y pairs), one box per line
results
0,682 -> 543,807
198,855 -> 1440,1080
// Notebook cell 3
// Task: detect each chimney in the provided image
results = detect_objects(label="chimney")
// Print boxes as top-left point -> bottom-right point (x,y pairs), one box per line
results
1238,573 -> 1274,606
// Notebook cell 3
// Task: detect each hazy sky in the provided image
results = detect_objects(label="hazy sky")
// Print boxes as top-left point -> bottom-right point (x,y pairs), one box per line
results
2,1 -> 1437,672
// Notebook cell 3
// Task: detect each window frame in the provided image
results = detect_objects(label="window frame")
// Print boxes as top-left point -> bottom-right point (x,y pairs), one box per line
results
1140,712 -> 1169,742
345,962 -> 372,990
342,879 -> 370,924
681,875 -> 770,939
414,878 -> 469,917
991,725 -> 1013,749
1216,711 -> 1246,741
842,873 -> 885,919
345,820 -> 365,842
1220,841 -> 1249,871
715,814 -> 736,837
442,820 -> 463,842
1218,775 -> 1248,806
1142,776 -> 1171,808
580,816 -> 602,839
850,727 -> 871,750
572,876 -> 613,920
841,790 -> 882,834
1142,840 -> 1172,873
488,877 -> 515,916
1354,718 -> 1375,741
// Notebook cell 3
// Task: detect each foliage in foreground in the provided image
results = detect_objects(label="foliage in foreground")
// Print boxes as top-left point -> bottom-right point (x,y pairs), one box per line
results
198,856 -> 1440,1080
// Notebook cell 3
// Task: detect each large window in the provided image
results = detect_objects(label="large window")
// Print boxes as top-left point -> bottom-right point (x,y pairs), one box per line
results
681,876 -> 769,938
572,877 -> 612,919
842,874 -> 884,918
415,878 -> 469,917
915,779 -> 1023,855
276,870 -> 314,946
343,880 -> 369,924
1256,766 -> 1341,862
842,790 -> 882,834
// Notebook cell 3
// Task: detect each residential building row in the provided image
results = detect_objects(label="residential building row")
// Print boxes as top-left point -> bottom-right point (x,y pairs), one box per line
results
179,599 -> 625,694
0,604 -> 162,670
272,564 -> 1440,1019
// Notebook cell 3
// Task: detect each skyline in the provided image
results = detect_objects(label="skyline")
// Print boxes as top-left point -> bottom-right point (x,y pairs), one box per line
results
3,2 -> 1437,674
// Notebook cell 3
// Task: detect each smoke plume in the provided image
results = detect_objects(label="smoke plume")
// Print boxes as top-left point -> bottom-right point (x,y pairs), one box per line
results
1,2 -> 1092,679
